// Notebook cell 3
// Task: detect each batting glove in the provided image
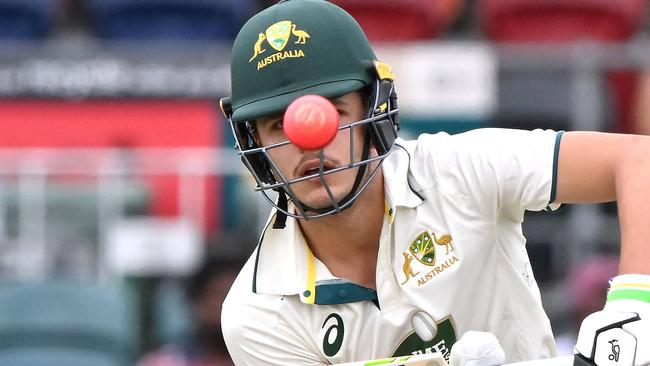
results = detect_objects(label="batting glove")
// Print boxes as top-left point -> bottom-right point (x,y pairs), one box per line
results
449,331 -> 505,366
574,274 -> 650,366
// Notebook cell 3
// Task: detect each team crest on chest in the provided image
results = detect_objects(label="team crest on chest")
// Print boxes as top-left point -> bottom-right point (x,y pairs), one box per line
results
408,231 -> 436,265
401,230 -> 459,287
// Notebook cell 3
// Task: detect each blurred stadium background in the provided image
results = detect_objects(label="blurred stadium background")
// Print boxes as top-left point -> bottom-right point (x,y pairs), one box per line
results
0,0 -> 649,364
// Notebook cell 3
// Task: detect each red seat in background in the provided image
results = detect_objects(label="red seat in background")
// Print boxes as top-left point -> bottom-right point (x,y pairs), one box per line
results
329,0 -> 461,41
480,0 -> 645,42
478,0 -> 647,133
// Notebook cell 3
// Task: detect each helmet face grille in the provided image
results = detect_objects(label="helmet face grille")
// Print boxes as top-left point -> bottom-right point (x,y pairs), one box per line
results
226,79 -> 399,221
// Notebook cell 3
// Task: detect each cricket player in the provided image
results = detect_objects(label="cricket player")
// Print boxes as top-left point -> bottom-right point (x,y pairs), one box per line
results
219,0 -> 650,365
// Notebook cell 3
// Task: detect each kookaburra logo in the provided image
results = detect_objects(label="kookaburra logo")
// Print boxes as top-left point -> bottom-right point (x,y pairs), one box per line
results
250,20 -> 310,69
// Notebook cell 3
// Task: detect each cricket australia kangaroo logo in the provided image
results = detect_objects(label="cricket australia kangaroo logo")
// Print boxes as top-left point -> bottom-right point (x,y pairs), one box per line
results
250,20 -> 310,70
402,230 -> 459,287
401,252 -> 421,285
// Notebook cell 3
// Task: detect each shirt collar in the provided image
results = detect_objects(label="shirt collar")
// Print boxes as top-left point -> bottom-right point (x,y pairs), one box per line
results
252,207 -> 378,304
252,141 -> 424,304
382,139 -> 427,210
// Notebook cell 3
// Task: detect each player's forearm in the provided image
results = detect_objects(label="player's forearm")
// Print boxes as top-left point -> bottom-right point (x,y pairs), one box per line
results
615,135 -> 650,275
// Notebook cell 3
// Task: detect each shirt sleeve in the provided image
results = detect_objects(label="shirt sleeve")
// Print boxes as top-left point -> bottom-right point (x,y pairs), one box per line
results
419,128 -> 562,215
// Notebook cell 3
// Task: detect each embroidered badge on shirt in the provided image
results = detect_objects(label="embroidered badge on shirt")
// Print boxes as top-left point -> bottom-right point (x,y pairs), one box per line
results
401,230 -> 460,287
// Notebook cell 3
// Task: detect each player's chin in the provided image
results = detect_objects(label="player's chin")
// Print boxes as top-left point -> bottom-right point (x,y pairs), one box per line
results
294,185 -> 349,211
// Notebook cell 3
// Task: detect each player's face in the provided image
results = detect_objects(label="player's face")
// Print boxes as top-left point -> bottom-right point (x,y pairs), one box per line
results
256,91 -> 369,210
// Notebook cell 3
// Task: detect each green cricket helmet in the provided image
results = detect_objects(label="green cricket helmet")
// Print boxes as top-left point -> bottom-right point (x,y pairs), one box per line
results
220,0 -> 400,226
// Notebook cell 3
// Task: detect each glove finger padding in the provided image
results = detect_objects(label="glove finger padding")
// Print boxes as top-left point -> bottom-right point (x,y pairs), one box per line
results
449,331 -> 505,366
574,310 -> 641,366
622,320 -> 650,365
574,274 -> 650,366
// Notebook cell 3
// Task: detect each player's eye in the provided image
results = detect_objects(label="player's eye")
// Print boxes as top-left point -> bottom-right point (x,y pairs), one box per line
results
337,108 -> 354,121
257,121 -> 280,135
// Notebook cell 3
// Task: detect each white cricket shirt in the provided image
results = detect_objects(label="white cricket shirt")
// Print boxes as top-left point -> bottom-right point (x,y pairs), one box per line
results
222,128 -> 564,365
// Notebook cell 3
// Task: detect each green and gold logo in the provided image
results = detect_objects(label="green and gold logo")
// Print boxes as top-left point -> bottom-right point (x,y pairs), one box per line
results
249,20 -> 310,70
401,230 -> 459,287
266,20 -> 292,51
409,231 -> 436,266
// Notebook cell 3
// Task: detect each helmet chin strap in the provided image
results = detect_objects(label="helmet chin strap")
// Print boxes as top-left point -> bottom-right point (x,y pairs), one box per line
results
272,130 -> 373,229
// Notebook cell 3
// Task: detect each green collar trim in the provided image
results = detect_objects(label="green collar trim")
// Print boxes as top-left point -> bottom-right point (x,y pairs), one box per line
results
313,281 -> 377,305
